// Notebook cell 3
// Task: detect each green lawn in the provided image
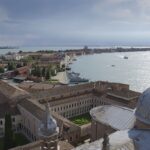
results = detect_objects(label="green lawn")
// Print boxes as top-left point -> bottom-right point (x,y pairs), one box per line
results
70,113 -> 91,126
0,133 -> 29,150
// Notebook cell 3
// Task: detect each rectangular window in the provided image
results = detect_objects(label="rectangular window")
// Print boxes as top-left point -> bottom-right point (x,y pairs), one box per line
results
0,120 -> 3,125
12,118 -> 15,122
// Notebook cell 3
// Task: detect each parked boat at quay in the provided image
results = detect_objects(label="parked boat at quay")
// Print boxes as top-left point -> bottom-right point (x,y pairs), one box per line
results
124,56 -> 128,59
66,67 -> 71,71
67,72 -> 89,84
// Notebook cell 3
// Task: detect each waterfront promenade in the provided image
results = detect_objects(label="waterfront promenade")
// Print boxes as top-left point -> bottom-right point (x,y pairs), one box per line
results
52,71 -> 69,84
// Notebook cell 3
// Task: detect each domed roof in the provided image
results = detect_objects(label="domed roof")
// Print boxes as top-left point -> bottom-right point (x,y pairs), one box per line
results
135,88 -> 150,125
39,104 -> 58,137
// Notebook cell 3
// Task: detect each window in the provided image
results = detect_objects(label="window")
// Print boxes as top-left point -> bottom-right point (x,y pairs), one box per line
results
70,137 -> 72,141
12,117 -> 15,122
76,134 -> 78,139
0,120 -> 2,125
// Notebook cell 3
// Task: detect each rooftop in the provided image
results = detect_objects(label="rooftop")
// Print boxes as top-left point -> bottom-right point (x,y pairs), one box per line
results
90,105 -> 135,130
18,99 -> 44,121
18,82 -> 61,91
107,90 -> 139,101
0,80 -> 29,100
0,103 -> 20,118
0,91 -> 11,104
73,129 -> 150,150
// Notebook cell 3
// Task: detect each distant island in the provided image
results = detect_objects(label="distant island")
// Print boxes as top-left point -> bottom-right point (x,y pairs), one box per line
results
0,46 -> 19,49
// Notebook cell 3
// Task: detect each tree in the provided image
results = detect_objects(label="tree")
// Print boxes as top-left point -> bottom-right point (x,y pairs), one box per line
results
4,113 -> 14,150
51,69 -> 56,76
7,62 -> 16,71
36,66 -> 41,77
0,67 -> 4,73
16,63 -> 22,68
45,68 -> 51,80
42,67 -> 46,77
31,65 -> 41,77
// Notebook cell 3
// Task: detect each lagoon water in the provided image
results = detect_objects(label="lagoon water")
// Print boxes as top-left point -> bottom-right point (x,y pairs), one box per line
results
70,51 -> 150,92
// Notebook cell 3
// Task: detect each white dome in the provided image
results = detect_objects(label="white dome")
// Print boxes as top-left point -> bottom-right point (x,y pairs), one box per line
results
39,104 -> 58,137
39,116 -> 57,137
135,88 -> 150,125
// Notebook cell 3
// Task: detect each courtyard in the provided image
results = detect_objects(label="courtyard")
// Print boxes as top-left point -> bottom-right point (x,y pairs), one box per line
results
69,113 -> 91,126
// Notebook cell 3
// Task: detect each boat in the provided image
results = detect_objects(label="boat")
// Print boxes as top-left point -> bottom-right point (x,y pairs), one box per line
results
124,56 -> 128,59
111,65 -> 115,67
71,72 -> 80,76
69,77 -> 89,83
66,67 -> 71,71
72,58 -> 77,61
68,72 -> 89,83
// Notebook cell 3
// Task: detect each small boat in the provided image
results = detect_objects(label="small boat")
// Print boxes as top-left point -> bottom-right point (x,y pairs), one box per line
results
66,67 -> 71,70
71,72 -> 80,76
68,71 -> 89,83
72,58 -> 77,61
69,77 -> 89,83
124,56 -> 128,59
111,65 -> 115,67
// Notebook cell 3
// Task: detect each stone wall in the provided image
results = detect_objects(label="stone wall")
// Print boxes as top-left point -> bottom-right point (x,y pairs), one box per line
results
91,119 -> 115,141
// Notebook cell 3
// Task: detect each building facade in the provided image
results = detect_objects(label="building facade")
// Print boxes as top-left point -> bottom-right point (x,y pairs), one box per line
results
0,80 -> 140,149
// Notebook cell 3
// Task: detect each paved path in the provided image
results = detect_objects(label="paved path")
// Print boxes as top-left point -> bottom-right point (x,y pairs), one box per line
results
52,71 -> 69,84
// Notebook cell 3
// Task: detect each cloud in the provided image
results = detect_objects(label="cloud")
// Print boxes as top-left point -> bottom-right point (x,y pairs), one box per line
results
0,7 -> 9,22
109,9 -> 134,20
92,0 -> 134,18
0,0 -> 150,46
138,0 -> 150,10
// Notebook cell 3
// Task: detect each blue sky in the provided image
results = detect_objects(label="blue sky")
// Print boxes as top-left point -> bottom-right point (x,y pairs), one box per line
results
0,0 -> 150,46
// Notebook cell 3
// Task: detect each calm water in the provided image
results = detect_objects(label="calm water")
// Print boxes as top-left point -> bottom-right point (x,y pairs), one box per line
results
70,51 -> 150,92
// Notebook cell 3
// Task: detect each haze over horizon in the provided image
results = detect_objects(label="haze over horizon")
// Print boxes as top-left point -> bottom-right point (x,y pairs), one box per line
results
0,0 -> 150,47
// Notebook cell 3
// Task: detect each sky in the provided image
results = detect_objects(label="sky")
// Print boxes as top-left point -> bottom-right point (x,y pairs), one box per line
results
0,0 -> 150,47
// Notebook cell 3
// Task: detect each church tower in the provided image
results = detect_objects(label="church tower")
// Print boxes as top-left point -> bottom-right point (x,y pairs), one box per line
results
39,103 -> 59,150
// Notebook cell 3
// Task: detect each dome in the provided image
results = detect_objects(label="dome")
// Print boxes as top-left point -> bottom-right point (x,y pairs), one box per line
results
135,88 -> 150,125
39,104 -> 58,137
39,116 -> 57,137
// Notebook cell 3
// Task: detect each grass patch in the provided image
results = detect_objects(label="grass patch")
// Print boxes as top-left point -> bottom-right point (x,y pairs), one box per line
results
0,133 -> 29,150
70,113 -> 91,126
44,79 -> 59,84
50,79 -> 59,82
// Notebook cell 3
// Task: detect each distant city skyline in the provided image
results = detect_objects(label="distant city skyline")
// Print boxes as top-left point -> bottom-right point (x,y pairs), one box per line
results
0,0 -> 150,46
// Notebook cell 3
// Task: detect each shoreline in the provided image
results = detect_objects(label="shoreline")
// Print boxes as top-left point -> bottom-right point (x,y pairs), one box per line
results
1,47 -> 150,55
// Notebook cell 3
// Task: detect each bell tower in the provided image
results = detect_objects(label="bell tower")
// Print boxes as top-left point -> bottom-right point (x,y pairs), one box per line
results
39,103 -> 59,150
